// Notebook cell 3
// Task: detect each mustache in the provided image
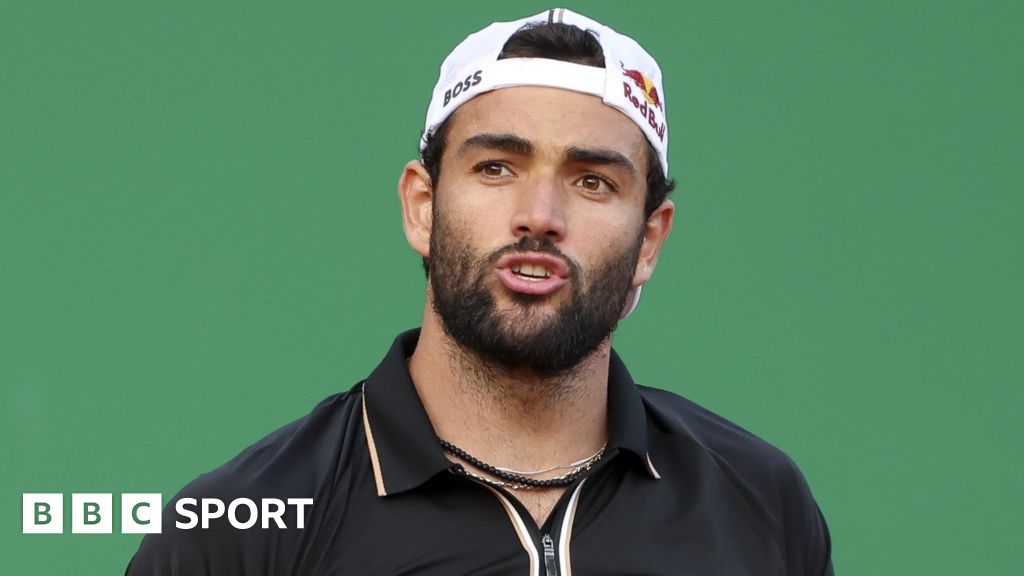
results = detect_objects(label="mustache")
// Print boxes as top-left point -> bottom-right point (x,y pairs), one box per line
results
484,236 -> 579,275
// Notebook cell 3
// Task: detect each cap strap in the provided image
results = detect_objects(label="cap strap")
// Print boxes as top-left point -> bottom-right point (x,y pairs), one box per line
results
487,58 -> 605,95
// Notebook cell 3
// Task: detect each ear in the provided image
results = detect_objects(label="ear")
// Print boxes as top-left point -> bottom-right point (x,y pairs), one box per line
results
632,199 -> 675,287
398,160 -> 434,258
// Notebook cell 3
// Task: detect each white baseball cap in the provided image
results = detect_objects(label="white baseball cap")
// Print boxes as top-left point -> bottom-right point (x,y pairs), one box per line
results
421,7 -> 670,176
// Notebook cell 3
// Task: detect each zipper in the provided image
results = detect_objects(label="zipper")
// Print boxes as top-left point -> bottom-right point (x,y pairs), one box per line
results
542,534 -> 558,576
458,472 -> 595,576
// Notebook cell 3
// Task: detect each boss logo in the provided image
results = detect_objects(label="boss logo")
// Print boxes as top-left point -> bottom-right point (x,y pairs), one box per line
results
443,70 -> 483,106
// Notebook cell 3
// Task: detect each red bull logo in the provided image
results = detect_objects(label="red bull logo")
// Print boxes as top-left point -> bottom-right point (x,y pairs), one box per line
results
621,64 -> 666,141
621,67 -> 663,111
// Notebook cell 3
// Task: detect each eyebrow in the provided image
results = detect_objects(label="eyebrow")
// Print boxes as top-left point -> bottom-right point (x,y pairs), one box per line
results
456,133 -> 638,177
457,133 -> 534,158
566,146 -> 637,177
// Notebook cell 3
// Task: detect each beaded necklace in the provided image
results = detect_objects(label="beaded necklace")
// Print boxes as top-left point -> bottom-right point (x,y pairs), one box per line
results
440,438 -> 606,490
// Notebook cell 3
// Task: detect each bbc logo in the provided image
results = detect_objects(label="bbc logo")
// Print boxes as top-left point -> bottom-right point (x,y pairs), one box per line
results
23,493 -> 162,534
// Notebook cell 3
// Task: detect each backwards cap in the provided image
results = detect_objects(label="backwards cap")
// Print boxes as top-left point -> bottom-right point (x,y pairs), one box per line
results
421,7 -> 669,176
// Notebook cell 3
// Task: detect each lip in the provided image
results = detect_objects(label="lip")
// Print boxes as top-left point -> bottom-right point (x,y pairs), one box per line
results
494,252 -> 570,296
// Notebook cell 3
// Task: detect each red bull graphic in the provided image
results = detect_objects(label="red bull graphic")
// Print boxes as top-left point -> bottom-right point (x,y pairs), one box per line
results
621,67 -> 663,111
621,64 -> 666,141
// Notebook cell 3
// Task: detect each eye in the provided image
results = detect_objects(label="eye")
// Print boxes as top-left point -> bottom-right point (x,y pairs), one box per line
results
474,162 -> 515,179
574,173 -> 617,195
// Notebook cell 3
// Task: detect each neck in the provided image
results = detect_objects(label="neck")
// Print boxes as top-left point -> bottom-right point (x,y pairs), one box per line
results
408,303 -> 610,472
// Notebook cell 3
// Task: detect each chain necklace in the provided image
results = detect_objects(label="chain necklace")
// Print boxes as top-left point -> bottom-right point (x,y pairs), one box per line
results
440,438 -> 606,490
494,444 -> 606,476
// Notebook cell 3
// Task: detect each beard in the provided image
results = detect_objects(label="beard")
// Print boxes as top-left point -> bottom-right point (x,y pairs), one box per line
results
428,211 -> 643,377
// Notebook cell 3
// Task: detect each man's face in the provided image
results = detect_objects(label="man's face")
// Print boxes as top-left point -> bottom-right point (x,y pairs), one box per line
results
427,87 -> 652,376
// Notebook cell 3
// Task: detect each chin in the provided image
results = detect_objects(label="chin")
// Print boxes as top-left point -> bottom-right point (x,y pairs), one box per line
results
492,312 -> 558,342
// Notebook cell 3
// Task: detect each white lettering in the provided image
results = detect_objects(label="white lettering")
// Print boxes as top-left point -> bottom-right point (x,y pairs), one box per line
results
261,498 -> 286,529
200,498 -> 224,529
227,498 -> 258,529
288,498 -> 313,529
172,497 -> 312,529
175,498 -> 198,529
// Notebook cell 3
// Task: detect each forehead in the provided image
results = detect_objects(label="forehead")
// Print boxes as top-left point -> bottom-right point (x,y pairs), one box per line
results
444,87 -> 648,163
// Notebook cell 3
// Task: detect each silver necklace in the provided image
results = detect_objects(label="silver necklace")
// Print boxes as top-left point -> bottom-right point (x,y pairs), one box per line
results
492,443 -> 607,476
441,439 -> 607,490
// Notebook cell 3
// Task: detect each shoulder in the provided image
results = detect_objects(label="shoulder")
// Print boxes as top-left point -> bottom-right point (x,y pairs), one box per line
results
637,384 -> 794,474
209,385 -> 366,490
184,384 -> 365,499
637,385 -> 834,576
126,385 -> 366,575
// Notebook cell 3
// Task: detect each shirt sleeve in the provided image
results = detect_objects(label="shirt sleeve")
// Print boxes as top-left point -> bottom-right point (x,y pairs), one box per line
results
124,475 -> 308,576
124,481 -> 268,576
774,455 -> 834,576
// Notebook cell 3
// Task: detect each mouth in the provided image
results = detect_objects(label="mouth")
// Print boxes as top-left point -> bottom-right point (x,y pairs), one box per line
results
511,262 -> 553,280
494,252 -> 570,296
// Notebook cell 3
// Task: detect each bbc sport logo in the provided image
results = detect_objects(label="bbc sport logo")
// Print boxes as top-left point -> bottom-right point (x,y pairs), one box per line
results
22,493 -> 313,534
23,493 -> 161,534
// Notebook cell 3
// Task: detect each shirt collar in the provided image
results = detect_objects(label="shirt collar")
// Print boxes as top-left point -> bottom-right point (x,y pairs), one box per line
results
605,347 -> 661,479
361,329 -> 659,497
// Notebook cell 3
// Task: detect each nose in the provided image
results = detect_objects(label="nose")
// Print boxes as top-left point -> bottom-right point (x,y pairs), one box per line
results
510,175 -> 567,242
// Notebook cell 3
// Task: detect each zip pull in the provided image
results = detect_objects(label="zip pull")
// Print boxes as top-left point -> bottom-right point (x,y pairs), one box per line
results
542,534 -> 558,576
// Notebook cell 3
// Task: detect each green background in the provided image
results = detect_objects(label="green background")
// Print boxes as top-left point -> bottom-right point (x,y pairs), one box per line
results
2,1 -> 1021,573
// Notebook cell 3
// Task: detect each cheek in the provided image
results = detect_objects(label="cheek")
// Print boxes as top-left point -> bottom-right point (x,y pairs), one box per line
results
573,212 -> 644,257
437,188 -> 516,240
432,197 -> 506,259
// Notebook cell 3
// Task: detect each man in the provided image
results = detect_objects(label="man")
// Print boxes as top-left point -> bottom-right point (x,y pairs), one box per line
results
128,8 -> 833,575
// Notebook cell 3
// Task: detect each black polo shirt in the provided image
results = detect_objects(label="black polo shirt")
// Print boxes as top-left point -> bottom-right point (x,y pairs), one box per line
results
127,329 -> 833,575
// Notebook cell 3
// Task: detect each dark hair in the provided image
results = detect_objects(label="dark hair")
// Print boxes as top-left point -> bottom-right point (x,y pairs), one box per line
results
419,23 -> 676,273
